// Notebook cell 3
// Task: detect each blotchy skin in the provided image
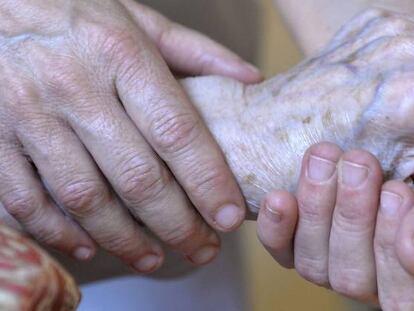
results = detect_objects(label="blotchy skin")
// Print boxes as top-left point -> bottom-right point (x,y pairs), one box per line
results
182,8 -> 414,216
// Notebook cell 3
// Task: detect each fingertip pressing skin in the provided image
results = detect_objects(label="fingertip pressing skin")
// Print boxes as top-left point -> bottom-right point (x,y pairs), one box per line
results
257,190 -> 298,268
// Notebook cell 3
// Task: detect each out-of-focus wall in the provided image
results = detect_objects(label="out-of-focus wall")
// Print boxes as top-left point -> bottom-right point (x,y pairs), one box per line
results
256,0 -> 302,75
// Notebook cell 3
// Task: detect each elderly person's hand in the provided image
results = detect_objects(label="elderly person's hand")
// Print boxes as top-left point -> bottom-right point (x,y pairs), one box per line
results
256,9 -> 414,310
0,0 -> 262,273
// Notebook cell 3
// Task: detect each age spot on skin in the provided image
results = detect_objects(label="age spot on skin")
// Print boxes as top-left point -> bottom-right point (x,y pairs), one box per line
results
276,131 -> 290,143
302,116 -> 312,124
322,109 -> 333,127
243,174 -> 257,185
272,88 -> 281,98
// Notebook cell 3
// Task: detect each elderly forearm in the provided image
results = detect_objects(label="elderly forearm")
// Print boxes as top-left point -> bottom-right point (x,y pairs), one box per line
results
273,0 -> 414,56
182,9 -> 414,217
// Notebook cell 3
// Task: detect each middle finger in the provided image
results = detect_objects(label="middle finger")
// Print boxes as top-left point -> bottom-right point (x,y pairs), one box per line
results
60,89 -> 220,265
17,116 -> 164,272
329,149 -> 382,302
294,142 -> 342,286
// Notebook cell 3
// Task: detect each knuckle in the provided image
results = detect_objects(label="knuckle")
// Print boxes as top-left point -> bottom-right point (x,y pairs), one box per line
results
382,35 -> 412,50
297,200 -> 325,224
44,72 -> 82,100
380,16 -> 410,33
163,219 -> 199,247
2,189 -> 39,221
101,230 -> 145,259
92,26 -> 144,80
350,35 -> 411,67
334,205 -> 373,230
150,111 -> 202,155
335,196 -> 378,226
369,36 -> 412,60
10,83 -> 37,107
96,27 -> 136,61
36,226 -> 66,247
187,163 -> 229,199
57,179 -> 106,216
359,7 -> 389,21
381,73 -> 414,123
117,154 -> 168,205
5,81 -> 38,117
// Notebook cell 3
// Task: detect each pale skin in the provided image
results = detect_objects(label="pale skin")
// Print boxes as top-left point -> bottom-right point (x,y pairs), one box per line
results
2,1 -> 414,310
181,8 -> 414,309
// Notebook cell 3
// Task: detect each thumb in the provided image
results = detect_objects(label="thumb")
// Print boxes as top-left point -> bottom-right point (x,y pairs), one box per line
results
121,0 -> 263,83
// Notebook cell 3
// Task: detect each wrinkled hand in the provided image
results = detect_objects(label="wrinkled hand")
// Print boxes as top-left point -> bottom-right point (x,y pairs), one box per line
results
257,9 -> 414,310
0,0 -> 262,272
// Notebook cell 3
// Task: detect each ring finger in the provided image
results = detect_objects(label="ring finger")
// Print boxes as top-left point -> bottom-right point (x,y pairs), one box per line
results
59,89 -> 220,266
17,117 -> 164,273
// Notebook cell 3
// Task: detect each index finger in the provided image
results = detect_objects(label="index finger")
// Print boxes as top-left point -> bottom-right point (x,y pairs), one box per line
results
114,33 -> 246,232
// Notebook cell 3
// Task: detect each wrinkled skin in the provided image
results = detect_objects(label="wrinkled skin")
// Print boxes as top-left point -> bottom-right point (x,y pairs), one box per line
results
186,9 -> 414,213
182,8 -> 414,310
0,0 -> 263,273
2,2 -> 414,309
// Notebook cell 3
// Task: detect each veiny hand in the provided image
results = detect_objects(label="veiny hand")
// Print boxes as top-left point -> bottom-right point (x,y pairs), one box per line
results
0,0 -> 262,273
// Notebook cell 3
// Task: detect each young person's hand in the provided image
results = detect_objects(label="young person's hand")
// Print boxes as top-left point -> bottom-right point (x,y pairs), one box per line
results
258,143 -> 414,310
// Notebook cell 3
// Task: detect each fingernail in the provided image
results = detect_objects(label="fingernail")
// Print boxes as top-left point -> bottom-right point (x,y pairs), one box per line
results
187,245 -> 218,265
380,191 -> 402,216
341,161 -> 369,187
308,155 -> 337,182
264,203 -> 283,223
133,254 -> 161,274
215,204 -> 243,230
73,247 -> 93,261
